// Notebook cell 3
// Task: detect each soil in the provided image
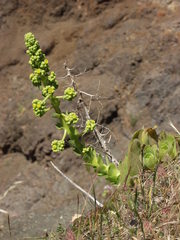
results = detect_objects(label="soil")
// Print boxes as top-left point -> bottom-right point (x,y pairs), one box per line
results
0,0 -> 180,239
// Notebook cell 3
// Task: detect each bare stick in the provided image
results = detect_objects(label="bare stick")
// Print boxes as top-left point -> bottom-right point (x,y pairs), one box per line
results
0,181 -> 23,238
64,64 -> 120,166
0,181 -> 23,201
0,209 -> 11,237
50,161 -> 103,208
169,120 -> 180,135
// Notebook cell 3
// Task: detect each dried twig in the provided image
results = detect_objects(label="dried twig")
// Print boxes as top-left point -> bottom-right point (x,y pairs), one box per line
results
0,181 -> 22,238
0,209 -> 11,237
63,64 -> 120,166
169,120 -> 180,135
50,161 -> 103,208
0,181 -> 23,201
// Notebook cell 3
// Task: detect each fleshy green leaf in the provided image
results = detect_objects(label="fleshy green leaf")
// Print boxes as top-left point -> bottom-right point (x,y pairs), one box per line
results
107,163 -> 120,184
159,132 -> 177,160
143,145 -> 158,170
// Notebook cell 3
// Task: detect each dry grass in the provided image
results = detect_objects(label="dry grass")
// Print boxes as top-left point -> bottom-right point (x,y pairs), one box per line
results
49,153 -> 180,240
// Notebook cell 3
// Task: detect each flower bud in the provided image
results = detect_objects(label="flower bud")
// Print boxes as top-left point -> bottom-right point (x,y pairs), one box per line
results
40,59 -> 49,72
42,86 -> 55,97
32,99 -> 48,117
84,119 -> 96,134
48,71 -> 58,89
82,146 -> 93,154
63,112 -> 79,125
63,87 -> 77,101
51,139 -> 65,152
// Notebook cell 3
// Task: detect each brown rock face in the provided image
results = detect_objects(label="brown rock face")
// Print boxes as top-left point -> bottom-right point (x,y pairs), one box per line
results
0,0 -> 180,239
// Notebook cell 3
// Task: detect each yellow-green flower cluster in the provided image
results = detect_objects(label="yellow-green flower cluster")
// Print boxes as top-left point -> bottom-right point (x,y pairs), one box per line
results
51,139 -> 65,152
63,112 -> 79,125
29,69 -> 46,87
42,86 -> 55,97
25,34 -> 40,55
63,87 -> 77,101
48,71 -> 58,89
32,99 -> 49,117
82,146 -> 93,154
84,119 -> 96,134
24,32 -> 45,67
24,32 -> 58,89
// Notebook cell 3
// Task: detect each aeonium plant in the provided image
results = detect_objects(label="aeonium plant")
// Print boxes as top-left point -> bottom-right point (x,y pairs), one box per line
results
24,32 -> 179,186
24,32 -> 121,184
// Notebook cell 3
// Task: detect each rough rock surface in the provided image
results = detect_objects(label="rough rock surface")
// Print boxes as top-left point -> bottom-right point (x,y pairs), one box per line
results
0,0 -> 180,239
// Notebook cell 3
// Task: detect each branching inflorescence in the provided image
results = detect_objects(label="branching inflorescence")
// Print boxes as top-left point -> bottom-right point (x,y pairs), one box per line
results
24,33 -> 179,186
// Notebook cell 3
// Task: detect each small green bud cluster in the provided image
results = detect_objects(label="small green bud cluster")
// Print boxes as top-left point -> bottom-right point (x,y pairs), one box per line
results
40,58 -> 49,72
82,146 -> 93,154
63,112 -> 79,125
25,33 -> 44,68
84,119 -> 96,134
42,86 -> 55,97
51,139 -> 65,152
48,71 -> 58,89
29,69 -> 46,87
63,87 -> 77,101
24,32 -> 58,89
32,99 -> 49,117
25,32 -> 59,118
25,34 -> 40,55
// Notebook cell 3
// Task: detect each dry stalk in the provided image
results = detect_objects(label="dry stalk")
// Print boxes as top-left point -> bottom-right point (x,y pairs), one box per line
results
50,161 -> 103,208
63,63 -> 119,166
